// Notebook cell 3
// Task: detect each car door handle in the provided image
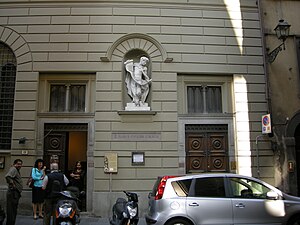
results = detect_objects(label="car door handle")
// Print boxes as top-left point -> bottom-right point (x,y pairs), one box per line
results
189,202 -> 199,207
235,203 -> 245,208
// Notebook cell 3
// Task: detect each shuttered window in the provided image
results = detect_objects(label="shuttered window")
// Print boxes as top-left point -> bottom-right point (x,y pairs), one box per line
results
50,84 -> 86,112
187,85 -> 222,113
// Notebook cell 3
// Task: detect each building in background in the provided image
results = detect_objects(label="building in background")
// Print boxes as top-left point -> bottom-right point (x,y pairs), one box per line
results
0,0 -> 272,216
259,0 -> 300,196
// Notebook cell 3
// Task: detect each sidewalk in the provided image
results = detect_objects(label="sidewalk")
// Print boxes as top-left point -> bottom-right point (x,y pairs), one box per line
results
13,214 -> 146,225
14,214 -> 109,225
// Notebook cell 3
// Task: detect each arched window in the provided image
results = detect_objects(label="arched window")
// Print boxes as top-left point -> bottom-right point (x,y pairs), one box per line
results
0,43 -> 16,150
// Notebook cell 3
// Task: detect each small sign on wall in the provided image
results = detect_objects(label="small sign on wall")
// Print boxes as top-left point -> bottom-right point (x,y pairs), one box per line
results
262,114 -> 272,134
132,152 -> 145,166
104,153 -> 118,173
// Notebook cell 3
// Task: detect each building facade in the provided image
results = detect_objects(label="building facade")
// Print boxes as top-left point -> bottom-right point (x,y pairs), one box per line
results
0,0 -> 272,216
260,0 -> 300,196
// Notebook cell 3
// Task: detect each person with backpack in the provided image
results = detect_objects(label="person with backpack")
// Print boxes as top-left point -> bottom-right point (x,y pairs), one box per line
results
0,203 -> 5,225
42,162 -> 69,225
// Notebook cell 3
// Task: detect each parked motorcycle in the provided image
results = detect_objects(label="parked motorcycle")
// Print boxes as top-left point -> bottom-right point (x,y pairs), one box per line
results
110,191 -> 139,225
55,187 -> 81,225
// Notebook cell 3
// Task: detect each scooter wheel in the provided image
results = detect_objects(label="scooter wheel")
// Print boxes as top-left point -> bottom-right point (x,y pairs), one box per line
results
132,220 -> 139,225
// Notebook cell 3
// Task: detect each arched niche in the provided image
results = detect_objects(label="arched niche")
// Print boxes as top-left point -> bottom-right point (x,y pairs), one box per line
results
100,33 -> 172,63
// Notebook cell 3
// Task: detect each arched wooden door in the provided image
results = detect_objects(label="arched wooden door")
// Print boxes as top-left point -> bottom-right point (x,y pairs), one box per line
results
185,124 -> 229,173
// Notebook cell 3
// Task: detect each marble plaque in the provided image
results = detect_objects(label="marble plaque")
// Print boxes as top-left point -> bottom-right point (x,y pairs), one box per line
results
112,132 -> 161,141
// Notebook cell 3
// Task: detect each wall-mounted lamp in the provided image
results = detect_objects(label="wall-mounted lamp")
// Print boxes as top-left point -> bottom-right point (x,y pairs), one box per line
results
268,19 -> 291,63
18,137 -> 27,144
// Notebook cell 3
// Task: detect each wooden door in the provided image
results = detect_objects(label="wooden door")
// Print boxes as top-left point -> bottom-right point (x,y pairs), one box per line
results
295,125 -> 300,196
186,126 -> 228,173
44,132 -> 67,173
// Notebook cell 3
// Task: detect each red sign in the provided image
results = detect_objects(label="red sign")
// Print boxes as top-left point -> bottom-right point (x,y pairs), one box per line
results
262,114 -> 271,134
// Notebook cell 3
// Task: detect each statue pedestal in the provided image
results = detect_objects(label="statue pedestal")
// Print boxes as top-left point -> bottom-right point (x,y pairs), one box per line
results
125,102 -> 150,111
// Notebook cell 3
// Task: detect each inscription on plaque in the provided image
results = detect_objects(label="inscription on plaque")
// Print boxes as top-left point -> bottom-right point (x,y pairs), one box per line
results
112,132 -> 161,141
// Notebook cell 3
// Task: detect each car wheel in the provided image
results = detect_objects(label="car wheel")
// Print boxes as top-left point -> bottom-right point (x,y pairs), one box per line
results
166,218 -> 191,225
288,215 -> 300,225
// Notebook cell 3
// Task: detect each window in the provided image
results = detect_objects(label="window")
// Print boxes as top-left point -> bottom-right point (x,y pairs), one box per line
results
0,43 -> 16,150
50,84 -> 86,112
39,74 -> 95,114
229,177 -> 271,199
192,177 -> 226,198
177,75 -> 233,115
187,85 -> 222,113
171,179 -> 192,197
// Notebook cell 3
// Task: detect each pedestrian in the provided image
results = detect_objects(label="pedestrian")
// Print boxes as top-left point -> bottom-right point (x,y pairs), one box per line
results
31,159 -> 46,220
0,203 -> 5,225
42,162 -> 69,225
5,158 -> 23,225
69,160 -> 86,210
69,161 -> 85,192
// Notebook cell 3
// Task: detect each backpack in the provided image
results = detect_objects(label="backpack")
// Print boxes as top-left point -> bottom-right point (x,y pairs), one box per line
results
52,179 -> 63,194
47,172 -> 65,198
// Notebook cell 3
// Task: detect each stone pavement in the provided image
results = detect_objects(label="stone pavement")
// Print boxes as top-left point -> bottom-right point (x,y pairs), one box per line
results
12,214 -> 147,225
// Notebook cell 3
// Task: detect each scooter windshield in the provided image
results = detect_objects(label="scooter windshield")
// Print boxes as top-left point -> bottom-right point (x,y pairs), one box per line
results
60,190 -> 76,199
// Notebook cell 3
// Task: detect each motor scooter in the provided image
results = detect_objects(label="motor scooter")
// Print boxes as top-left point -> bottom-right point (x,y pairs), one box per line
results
110,191 -> 139,225
55,187 -> 81,225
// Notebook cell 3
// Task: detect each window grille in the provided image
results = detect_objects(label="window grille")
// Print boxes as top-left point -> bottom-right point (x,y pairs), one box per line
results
187,85 -> 222,113
50,84 -> 86,112
0,43 -> 16,150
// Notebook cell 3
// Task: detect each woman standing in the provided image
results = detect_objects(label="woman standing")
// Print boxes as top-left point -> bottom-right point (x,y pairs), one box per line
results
31,159 -> 46,220
69,161 -> 85,192
69,161 -> 86,211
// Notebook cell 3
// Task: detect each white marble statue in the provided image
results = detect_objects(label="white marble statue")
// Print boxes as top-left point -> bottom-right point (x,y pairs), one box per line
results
124,56 -> 152,108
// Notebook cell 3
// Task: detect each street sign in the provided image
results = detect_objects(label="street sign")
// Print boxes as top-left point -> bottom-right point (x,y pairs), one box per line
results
262,114 -> 272,134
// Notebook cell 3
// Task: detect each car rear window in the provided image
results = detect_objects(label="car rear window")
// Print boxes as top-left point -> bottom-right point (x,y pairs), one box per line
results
171,179 -> 192,197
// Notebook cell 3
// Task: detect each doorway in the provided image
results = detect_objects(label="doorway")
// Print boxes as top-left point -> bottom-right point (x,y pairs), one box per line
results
43,123 -> 87,209
295,124 -> 300,196
44,124 -> 87,173
185,124 -> 229,173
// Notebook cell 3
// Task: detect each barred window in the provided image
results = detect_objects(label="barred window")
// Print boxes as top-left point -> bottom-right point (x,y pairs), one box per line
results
50,84 -> 86,112
187,85 -> 222,113
0,43 -> 16,150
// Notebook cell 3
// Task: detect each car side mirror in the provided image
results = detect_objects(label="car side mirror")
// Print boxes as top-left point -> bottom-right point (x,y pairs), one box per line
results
266,191 -> 279,200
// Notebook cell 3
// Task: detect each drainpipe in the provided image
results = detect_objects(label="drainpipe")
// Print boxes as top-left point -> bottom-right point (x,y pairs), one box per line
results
256,135 -> 263,178
257,0 -> 272,117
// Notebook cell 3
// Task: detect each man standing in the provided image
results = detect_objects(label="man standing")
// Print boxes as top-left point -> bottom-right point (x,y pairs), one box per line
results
42,162 -> 69,225
5,159 -> 23,225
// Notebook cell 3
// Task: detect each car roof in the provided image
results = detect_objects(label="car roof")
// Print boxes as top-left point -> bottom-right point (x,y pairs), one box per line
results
165,173 -> 264,182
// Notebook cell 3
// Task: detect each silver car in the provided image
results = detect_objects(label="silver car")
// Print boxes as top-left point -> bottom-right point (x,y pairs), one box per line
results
146,173 -> 300,225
